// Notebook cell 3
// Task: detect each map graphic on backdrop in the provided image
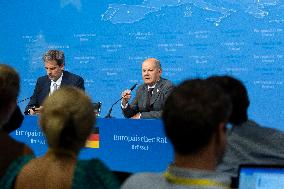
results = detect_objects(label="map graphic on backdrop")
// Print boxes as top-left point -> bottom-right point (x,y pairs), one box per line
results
0,0 -> 283,130
102,0 -> 280,25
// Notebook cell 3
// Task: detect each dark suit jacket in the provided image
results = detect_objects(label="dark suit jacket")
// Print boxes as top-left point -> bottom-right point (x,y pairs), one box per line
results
25,71 -> 84,112
122,78 -> 174,119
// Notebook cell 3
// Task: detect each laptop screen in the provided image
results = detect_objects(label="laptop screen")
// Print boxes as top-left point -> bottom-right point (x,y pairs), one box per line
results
238,165 -> 284,189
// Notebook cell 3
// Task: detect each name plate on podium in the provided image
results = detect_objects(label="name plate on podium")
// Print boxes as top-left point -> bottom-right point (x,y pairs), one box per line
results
11,116 -> 173,173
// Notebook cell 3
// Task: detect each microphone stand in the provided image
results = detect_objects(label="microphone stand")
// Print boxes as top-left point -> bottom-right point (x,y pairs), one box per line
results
104,97 -> 123,118
105,83 -> 137,118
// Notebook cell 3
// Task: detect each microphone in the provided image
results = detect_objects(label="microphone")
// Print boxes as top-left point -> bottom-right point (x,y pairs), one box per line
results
105,83 -> 137,118
129,83 -> 138,91
18,96 -> 33,115
17,96 -> 32,103
18,95 -> 38,115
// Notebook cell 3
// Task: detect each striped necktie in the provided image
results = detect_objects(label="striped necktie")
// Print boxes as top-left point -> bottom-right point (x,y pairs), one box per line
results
52,83 -> 58,93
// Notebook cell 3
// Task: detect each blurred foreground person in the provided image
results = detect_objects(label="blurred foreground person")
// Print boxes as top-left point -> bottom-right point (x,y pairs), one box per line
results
0,64 -> 33,187
122,79 -> 232,189
208,75 -> 284,177
15,87 -> 120,189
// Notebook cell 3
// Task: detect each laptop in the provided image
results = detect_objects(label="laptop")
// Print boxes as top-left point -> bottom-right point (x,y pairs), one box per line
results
238,164 -> 284,189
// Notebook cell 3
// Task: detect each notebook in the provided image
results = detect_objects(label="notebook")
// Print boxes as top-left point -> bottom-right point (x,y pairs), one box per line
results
238,164 -> 284,189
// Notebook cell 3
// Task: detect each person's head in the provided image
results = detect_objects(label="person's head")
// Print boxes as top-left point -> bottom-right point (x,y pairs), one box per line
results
142,58 -> 162,86
43,50 -> 65,82
39,87 -> 95,153
207,75 -> 249,125
0,64 -> 19,127
162,79 -> 232,160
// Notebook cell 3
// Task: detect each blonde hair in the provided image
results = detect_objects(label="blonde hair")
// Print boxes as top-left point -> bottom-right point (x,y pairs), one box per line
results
40,87 -> 95,152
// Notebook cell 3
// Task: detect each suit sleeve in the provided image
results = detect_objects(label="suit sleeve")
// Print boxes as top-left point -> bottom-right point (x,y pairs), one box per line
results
24,79 -> 41,112
121,87 -> 141,118
140,82 -> 174,119
76,76 -> 85,91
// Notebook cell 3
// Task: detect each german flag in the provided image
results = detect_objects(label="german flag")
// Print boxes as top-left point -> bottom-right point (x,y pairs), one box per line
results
86,127 -> 99,148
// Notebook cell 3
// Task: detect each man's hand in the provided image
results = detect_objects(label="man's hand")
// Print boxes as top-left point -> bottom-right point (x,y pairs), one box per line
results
131,113 -> 141,119
121,89 -> 131,106
29,106 -> 43,115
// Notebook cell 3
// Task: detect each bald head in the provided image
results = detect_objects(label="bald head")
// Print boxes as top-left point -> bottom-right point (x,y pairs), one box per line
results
143,58 -> 161,69
142,58 -> 162,86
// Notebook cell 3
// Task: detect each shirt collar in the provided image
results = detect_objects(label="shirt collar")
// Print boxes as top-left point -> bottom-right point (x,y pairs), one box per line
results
148,83 -> 156,90
51,72 -> 63,86
147,79 -> 160,89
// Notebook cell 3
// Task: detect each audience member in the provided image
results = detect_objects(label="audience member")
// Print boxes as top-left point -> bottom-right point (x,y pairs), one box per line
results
0,64 -> 33,186
25,49 -> 85,115
15,87 -> 120,189
121,58 -> 174,119
122,79 -> 232,189
208,75 -> 284,177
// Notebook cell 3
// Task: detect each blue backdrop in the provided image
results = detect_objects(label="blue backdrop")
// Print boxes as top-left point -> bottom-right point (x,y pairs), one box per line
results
0,0 -> 283,130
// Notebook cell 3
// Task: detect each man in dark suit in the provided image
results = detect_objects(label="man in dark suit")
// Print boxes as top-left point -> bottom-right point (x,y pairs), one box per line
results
25,50 -> 84,115
121,58 -> 174,119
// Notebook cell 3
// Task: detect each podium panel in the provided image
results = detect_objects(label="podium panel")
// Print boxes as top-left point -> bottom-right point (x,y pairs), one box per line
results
10,116 -> 173,173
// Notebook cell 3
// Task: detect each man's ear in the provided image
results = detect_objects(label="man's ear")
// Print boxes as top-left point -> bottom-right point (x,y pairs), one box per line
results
219,122 -> 227,133
214,122 -> 227,148
60,64 -> 64,71
215,122 -> 227,160
158,68 -> 162,76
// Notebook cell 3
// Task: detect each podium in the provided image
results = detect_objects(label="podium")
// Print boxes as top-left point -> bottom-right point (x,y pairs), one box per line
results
10,116 -> 173,173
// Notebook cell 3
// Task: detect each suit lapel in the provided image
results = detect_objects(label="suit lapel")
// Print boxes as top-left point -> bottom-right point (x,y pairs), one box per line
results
61,71 -> 67,87
41,77 -> 51,100
141,85 -> 148,109
150,80 -> 163,105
